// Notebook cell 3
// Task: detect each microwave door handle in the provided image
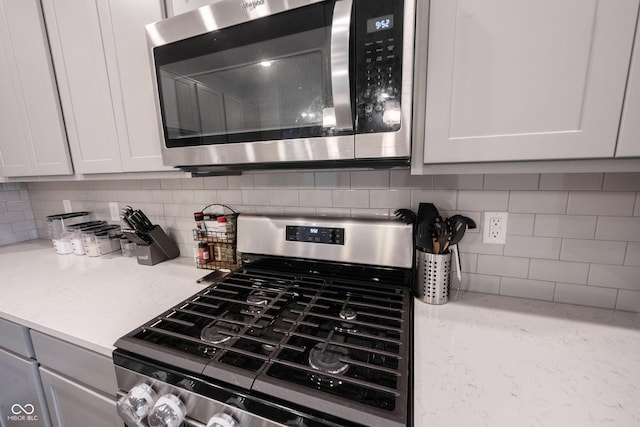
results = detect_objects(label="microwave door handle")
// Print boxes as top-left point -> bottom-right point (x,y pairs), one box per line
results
330,0 -> 354,132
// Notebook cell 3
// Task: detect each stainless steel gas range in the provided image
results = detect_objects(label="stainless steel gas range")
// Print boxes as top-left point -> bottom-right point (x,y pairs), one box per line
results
113,214 -> 414,427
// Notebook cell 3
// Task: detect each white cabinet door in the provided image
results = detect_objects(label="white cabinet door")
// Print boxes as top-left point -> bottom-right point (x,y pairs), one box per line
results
0,348 -> 51,427
419,0 -> 639,164
99,0 -> 171,172
42,0 -> 169,174
0,0 -> 72,177
40,367 -> 121,427
167,0 -> 214,17
41,0 -> 122,174
616,21 -> 640,157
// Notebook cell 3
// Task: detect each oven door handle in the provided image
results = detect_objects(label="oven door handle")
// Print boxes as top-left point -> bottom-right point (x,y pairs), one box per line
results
330,0 -> 354,132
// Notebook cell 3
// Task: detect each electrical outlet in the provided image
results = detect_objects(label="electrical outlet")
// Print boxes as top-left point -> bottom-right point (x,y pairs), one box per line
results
483,211 -> 508,244
109,202 -> 120,222
62,199 -> 72,213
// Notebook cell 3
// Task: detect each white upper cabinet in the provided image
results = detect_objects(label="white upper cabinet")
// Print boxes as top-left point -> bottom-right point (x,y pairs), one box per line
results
166,0 -> 214,17
417,0 -> 640,164
0,0 -> 72,177
616,20 -> 640,158
42,0 -> 169,174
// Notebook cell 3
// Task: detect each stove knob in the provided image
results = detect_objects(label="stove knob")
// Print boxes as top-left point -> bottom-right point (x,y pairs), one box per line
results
116,383 -> 157,426
146,394 -> 186,427
207,413 -> 238,427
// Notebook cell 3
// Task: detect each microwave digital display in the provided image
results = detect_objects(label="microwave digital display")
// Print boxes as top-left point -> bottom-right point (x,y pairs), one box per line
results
367,14 -> 394,33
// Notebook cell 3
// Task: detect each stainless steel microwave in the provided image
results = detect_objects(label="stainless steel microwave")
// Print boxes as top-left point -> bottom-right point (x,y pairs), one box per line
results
146,0 -> 415,174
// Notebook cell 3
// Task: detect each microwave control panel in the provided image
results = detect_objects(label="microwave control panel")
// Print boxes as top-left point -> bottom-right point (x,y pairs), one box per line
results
354,0 -> 404,134
286,226 -> 345,245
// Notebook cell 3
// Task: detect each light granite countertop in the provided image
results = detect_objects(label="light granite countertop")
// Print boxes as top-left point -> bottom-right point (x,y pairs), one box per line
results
414,292 -> 640,426
0,239 -> 204,356
2,240 -> 640,426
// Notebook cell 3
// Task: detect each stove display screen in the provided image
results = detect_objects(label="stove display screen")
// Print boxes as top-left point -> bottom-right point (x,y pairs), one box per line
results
286,225 -> 344,245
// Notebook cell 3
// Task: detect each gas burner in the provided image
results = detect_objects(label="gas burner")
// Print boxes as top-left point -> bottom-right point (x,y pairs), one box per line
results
200,321 -> 240,344
336,307 -> 358,333
246,291 -> 270,306
308,343 -> 350,375
339,307 -> 357,321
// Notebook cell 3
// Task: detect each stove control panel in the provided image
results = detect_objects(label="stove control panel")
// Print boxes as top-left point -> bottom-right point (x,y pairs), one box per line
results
286,226 -> 344,245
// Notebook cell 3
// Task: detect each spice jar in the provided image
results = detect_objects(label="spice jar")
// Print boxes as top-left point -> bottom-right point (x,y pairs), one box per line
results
198,242 -> 210,263
216,216 -> 228,238
194,212 -> 205,236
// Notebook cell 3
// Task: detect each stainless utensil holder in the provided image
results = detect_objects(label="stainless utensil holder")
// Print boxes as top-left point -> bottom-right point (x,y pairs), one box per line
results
415,250 -> 451,305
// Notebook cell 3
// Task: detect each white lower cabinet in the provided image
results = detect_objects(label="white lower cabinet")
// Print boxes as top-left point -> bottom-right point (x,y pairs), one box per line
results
30,331 -> 120,427
415,0 -> 640,165
39,368 -> 121,427
0,318 -> 51,427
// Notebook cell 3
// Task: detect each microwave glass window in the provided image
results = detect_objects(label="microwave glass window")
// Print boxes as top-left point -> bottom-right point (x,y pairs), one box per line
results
154,2 -> 344,147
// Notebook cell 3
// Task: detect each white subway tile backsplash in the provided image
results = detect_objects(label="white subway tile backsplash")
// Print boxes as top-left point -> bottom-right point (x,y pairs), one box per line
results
483,174 -> 539,190
509,191 -> 568,214
615,290 -> 640,312
459,232 -> 504,255
567,192 -> 636,216
299,190 -> 333,207
603,173 -> 640,191
507,213 -> 535,236
534,214 -> 597,239
181,178 -> 204,190
500,277 -> 556,301
596,216 -> 640,242
390,170 -> 433,189
0,183 -> 35,246
216,190 -> 243,205
333,190 -> 369,208
202,176 -> 228,189
460,273 -> 501,294
161,179 -> 182,190
241,190 -> 271,206
504,235 -> 561,260
252,173 -> 284,188
477,254 -> 529,278
268,189 -> 299,206
370,190 -> 410,209
457,190 -> 509,211
554,283 -> 617,309
228,174 -> 254,189
588,264 -> 640,291
282,172 -> 315,188
560,239 -> 627,264
18,173 -> 640,312
314,171 -> 350,188
528,259 -> 589,284
0,202 -> 7,214
351,170 -> 390,189
539,173 -> 604,190
410,190 -> 457,211
626,243 -> 640,266
434,174 -> 483,190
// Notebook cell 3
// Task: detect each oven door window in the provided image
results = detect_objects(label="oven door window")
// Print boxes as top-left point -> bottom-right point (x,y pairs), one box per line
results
154,1 -> 351,148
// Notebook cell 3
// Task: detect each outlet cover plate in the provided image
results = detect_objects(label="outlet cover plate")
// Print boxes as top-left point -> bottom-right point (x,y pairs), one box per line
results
483,211 -> 508,244
109,202 -> 120,222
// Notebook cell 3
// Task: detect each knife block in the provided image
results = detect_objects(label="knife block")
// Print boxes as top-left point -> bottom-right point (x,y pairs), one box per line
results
135,225 -> 180,266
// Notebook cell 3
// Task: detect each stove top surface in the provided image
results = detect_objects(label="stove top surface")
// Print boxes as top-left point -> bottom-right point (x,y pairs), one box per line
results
115,256 -> 412,427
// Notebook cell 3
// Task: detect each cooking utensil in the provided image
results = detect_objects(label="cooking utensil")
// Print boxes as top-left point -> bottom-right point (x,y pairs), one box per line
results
416,203 -> 440,252
394,208 -> 416,225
